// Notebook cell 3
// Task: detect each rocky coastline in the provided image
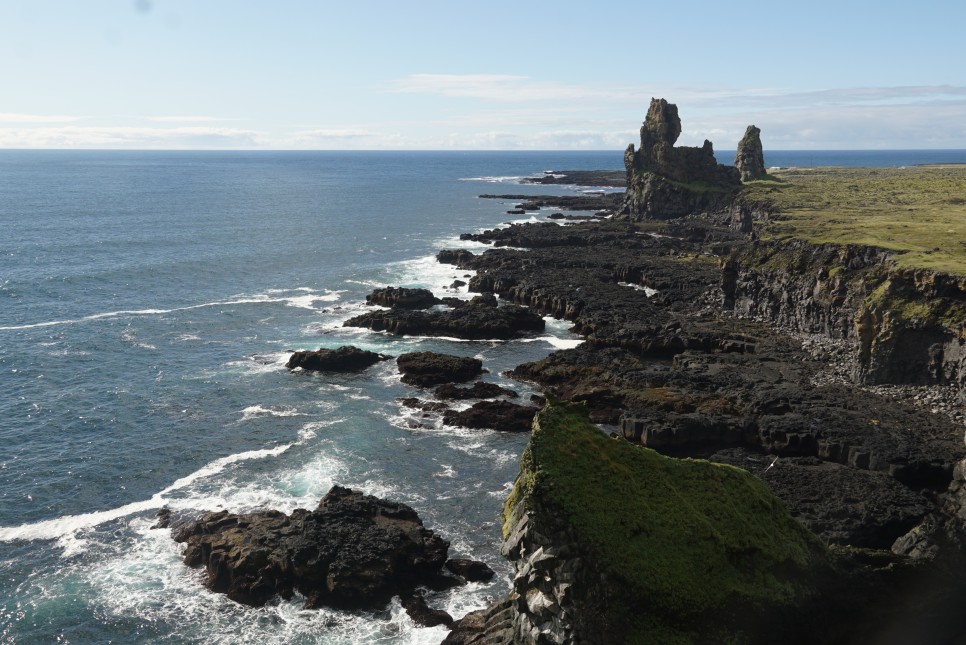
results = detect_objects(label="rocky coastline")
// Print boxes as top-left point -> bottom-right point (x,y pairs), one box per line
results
168,99 -> 966,643
439,100 -> 966,643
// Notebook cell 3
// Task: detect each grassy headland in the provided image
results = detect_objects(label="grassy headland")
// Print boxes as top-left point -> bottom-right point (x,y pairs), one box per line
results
742,165 -> 966,274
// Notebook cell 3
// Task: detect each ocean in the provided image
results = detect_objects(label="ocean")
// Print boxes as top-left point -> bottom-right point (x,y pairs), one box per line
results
1,148 -> 964,644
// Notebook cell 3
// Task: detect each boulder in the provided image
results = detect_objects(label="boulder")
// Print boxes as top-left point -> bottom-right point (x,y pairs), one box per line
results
286,345 -> 391,371
171,486 -> 454,613
397,351 -> 484,387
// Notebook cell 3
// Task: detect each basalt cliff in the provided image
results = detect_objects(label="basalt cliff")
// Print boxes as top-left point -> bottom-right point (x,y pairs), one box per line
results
441,100 -> 966,644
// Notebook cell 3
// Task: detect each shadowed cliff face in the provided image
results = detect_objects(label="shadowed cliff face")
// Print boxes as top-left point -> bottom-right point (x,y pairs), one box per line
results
621,98 -> 741,220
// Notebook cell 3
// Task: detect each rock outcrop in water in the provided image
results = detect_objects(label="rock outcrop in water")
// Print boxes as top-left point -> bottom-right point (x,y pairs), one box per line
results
285,345 -> 390,371
735,124 -> 767,181
344,292 -> 545,340
170,486 -> 473,618
365,286 -> 441,309
397,351 -> 484,387
621,98 -> 741,220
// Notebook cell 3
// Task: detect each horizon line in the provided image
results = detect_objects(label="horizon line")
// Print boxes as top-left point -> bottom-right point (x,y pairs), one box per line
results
2,147 -> 966,153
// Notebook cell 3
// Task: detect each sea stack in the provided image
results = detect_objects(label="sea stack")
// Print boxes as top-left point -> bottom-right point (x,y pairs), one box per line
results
621,98 -> 741,220
735,125 -> 767,181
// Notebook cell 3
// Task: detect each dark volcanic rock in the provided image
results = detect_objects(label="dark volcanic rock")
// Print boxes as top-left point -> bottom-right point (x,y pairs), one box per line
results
442,400 -> 537,432
735,125 -> 767,181
343,297 -> 544,341
401,592 -> 453,628
445,558 -> 496,582
366,286 -> 440,309
710,448 -> 931,548
172,486 -> 451,611
621,98 -> 740,220
286,345 -> 391,372
478,192 -> 623,214
397,352 -> 484,387
399,397 -> 450,413
520,170 -> 626,187
440,213 -> 964,551
442,599 -> 515,645
434,381 -> 518,400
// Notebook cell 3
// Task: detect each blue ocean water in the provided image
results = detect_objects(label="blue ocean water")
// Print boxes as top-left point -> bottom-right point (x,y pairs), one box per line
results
1,149 -> 964,644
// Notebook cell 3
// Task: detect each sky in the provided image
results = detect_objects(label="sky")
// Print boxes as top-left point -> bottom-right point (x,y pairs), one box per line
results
1,0 -> 965,150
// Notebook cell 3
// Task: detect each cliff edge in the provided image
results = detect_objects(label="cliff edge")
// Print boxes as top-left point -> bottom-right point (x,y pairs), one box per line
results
449,402 -> 839,645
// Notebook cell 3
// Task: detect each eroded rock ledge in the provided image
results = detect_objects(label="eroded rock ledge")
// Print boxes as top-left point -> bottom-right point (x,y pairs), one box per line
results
448,404 -> 966,644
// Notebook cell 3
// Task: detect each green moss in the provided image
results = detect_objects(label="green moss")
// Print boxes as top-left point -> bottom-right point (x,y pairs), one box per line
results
742,166 -> 966,275
512,402 -> 831,642
863,278 -> 966,327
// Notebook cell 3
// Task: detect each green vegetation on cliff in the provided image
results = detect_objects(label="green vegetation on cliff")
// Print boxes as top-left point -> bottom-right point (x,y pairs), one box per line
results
505,402 -> 833,643
741,165 -> 966,274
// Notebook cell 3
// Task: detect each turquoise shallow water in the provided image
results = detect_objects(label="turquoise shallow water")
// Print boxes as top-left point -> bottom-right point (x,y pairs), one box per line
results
1,149 -> 964,644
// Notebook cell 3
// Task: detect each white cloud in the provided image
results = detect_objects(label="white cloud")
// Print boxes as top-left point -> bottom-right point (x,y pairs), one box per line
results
0,126 -> 263,149
0,113 -> 81,123
681,99 -> 966,149
144,116 -> 232,123
390,74 -> 640,103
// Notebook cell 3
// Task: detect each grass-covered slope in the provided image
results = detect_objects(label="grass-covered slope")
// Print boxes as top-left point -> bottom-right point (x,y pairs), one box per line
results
504,402 -> 834,643
741,165 -> 966,274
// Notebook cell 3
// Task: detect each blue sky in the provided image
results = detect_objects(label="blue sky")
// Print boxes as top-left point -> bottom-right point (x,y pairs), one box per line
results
1,0 -> 964,150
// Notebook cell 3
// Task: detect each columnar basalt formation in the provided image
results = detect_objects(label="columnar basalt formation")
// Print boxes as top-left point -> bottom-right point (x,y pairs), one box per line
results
621,98 -> 741,220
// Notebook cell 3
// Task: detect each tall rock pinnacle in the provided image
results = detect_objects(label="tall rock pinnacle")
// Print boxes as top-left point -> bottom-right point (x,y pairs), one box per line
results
735,125 -> 767,181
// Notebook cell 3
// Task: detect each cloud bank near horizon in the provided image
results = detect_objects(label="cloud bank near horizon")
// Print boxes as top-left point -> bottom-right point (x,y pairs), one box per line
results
2,79 -> 964,150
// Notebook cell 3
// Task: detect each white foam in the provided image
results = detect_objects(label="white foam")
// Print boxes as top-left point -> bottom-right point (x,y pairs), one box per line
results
0,289 -> 343,331
618,282 -> 659,297
240,405 -> 304,421
0,444 -> 296,543
458,175 -> 527,183
380,254 -> 478,301
528,336 -> 585,350
434,465 -> 457,479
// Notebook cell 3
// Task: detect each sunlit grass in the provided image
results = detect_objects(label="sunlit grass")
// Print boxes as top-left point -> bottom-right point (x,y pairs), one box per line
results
742,165 -> 966,274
